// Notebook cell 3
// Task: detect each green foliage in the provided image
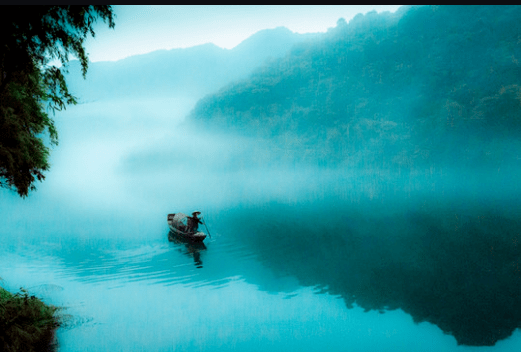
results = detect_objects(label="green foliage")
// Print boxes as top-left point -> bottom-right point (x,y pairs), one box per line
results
0,286 -> 60,352
0,6 -> 115,197
190,5 -> 521,169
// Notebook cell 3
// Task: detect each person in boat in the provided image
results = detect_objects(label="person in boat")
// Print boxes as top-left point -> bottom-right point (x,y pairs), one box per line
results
187,211 -> 203,233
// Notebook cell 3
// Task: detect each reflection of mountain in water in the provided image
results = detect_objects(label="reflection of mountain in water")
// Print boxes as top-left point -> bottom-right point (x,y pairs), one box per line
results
8,183 -> 521,347
221,195 -> 521,346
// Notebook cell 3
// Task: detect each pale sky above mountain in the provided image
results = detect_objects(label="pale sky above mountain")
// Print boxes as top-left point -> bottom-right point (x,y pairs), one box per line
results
83,5 -> 402,63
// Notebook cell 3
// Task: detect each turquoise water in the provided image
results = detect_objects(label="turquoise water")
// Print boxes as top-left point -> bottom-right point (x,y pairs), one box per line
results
2,193 -> 521,351
1,100 -> 521,351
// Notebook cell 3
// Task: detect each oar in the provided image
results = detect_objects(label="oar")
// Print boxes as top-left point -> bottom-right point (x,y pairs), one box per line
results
201,216 -> 212,239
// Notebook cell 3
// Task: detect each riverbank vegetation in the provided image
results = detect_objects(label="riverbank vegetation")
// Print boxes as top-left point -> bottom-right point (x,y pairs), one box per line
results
0,286 -> 59,352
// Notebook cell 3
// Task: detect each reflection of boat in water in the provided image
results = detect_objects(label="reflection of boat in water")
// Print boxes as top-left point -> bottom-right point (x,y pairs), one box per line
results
168,229 -> 207,268
168,231 -> 207,250
167,213 -> 207,242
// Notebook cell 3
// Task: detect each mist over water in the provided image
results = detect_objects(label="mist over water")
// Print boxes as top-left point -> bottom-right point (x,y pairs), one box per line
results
1,96 -> 521,350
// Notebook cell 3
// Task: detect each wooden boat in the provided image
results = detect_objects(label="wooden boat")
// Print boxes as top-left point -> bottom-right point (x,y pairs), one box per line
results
167,213 -> 207,242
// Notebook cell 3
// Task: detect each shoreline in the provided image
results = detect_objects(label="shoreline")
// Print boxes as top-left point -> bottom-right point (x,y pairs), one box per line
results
0,286 -> 59,352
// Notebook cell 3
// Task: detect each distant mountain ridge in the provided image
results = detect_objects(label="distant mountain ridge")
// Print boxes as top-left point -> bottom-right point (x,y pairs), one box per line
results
64,26 -> 320,102
188,5 -> 521,170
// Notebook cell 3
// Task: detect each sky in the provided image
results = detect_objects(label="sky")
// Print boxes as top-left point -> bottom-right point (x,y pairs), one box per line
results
83,5 -> 402,63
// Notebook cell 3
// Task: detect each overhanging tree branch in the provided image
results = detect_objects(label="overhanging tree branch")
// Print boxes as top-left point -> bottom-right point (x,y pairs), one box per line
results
0,5 -> 115,197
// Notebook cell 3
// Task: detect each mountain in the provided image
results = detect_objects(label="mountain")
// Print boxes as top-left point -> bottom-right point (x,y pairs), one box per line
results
188,5 -> 521,170
64,27 -> 320,102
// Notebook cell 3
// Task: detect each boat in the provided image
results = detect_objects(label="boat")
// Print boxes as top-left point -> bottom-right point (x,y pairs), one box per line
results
167,213 -> 207,242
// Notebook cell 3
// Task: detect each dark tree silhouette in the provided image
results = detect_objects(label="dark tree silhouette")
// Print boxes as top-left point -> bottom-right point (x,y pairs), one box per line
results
0,6 -> 115,197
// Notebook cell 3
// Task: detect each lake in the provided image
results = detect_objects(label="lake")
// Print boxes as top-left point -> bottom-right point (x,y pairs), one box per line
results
1,99 -> 521,351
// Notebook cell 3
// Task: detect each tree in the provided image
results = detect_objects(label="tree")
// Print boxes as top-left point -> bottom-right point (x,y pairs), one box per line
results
0,6 -> 115,197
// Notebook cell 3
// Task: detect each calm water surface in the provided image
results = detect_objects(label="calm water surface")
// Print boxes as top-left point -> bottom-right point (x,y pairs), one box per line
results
1,100 -> 521,351
2,198 -> 521,352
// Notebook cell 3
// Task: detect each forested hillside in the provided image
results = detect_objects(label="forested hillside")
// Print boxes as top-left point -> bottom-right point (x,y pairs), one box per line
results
189,6 -> 521,170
